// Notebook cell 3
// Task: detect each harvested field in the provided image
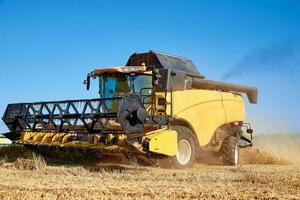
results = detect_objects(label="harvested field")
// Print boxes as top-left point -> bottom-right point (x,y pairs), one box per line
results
0,163 -> 299,199
0,134 -> 299,199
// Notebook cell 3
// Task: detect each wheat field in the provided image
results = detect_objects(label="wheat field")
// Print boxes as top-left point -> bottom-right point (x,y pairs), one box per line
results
0,134 -> 299,200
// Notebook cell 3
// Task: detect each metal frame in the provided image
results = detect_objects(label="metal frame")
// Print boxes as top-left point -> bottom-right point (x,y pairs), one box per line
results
2,97 -> 121,133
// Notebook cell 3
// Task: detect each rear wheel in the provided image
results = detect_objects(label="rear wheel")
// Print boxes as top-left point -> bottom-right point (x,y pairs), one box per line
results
220,136 -> 239,166
158,126 -> 196,169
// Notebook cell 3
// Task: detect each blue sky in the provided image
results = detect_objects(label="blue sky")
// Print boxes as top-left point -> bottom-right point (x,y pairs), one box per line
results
0,0 -> 300,133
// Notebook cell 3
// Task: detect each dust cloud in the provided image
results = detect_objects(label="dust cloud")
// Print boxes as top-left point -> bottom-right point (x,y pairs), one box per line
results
241,134 -> 300,164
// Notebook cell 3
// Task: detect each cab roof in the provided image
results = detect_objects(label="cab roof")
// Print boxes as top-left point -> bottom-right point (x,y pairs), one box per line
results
126,50 -> 204,78
93,66 -> 151,76
93,50 -> 204,78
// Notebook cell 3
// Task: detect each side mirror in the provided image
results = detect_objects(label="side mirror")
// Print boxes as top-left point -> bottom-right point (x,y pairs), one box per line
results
84,74 -> 91,90
152,68 -> 161,86
246,128 -> 253,134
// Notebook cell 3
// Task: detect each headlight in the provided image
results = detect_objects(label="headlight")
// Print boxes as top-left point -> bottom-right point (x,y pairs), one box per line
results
122,66 -> 147,73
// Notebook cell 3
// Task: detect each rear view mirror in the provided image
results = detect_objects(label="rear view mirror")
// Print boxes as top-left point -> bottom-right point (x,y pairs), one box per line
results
246,128 -> 253,134
84,74 -> 91,90
152,68 -> 161,86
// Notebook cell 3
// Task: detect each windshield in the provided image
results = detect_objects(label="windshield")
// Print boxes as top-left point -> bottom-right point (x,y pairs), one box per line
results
98,73 -> 152,98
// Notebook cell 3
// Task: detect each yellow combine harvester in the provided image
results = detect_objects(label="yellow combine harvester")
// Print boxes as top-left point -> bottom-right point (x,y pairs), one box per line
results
2,51 -> 257,168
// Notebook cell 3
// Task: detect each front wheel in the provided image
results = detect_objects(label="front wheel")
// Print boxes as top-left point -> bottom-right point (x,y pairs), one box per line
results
158,126 -> 196,169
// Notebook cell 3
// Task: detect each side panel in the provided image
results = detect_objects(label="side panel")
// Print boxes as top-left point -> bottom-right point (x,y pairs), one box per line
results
221,92 -> 245,123
146,129 -> 177,156
172,90 -> 226,146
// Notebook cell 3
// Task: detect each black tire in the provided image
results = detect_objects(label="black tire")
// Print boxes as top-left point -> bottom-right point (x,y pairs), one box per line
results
157,126 -> 196,169
220,136 -> 239,166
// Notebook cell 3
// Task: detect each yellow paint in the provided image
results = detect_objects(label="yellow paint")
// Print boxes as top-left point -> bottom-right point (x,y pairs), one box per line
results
62,134 -> 72,143
42,133 -> 56,143
94,135 -> 101,144
106,134 -> 115,143
52,133 -> 65,143
21,131 -> 67,143
117,134 -> 127,145
155,92 -> 172,115
21,132 -> 35,141
155,93 -> 166,114
221,92 -> 245,123
144,129 -> 177,156
32,132 -> 46,142
170,90 -> 245,146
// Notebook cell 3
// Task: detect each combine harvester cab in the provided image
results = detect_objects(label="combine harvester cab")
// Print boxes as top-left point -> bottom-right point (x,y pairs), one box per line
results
2,51 -> 257,168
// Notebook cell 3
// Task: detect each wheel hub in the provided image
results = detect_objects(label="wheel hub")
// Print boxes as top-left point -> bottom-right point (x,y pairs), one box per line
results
176,139 -> 192,165
234,142 -> 239,165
